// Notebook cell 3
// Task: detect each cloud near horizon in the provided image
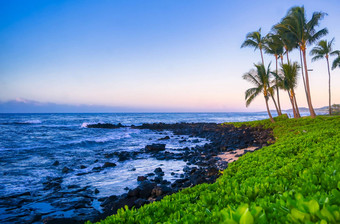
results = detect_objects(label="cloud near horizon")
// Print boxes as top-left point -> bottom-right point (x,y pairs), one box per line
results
0,98 -> 239,113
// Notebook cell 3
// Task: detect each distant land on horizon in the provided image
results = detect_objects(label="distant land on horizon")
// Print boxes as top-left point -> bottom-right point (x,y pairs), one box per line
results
0,98 -> 333,114
0,99 -> 151,113
0,99 -> 230,113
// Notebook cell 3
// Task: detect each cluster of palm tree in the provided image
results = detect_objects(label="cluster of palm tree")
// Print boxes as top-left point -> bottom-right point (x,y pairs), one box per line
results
241,6 -> 340,122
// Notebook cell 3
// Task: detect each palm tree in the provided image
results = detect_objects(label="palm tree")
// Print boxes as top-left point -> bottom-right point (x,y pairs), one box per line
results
272,26 -> 297,63
273,21 -> 308,101
277,6 -> 328,118
264,34 -> 284,115
310,38 -> 338,115
281,62 -> 301,118
241,28 -> 266,65
243,64 -> 275,123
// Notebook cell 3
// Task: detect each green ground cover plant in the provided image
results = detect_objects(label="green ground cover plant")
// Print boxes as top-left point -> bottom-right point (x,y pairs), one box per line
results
88,115 -> 340,223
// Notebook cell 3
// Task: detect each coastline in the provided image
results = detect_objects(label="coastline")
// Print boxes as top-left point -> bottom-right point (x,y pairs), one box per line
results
41,122 -> 274,224
88,115 -> 340,224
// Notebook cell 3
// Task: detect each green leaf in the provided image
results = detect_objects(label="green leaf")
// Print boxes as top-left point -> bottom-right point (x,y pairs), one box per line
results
307,200 -> 319,214
291,208 -> 306,221
240,210 -> 254,224
320,220 -> 327,224
236,204 -> 249,216
321,207 -> 335,222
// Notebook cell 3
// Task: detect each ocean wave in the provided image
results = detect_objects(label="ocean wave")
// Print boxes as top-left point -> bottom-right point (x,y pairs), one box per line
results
80,122 -> 98,128
61,132 -> 132,147
16,119 -> 42,124
0,120 -> 42,125
61,139 -> 111,147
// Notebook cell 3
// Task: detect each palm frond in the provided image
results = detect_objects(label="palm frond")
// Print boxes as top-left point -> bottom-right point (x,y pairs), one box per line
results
263,34 -> 284,56
241,28 -> 266,52
243,63 -> 271,107
245,87 -> 259,100
242,72 -> 260,86
310,39 -> 334,62
281,62 -> 300,90
241,39 -> 259,50
308,28 -> 328,44
311,54 -> 324,62
245,88 -> 261,107
330,50 -> 340,57
307,11 -> 327,30
332,56 -> 340,70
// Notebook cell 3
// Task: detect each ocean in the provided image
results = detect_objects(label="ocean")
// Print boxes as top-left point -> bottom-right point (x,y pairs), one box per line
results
0,112 -> 286,222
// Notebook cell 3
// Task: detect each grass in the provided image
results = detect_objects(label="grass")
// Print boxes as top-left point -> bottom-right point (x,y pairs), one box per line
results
88,115 -> 340,224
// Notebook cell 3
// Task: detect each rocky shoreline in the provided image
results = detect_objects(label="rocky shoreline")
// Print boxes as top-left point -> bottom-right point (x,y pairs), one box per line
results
14,123 -> 274,224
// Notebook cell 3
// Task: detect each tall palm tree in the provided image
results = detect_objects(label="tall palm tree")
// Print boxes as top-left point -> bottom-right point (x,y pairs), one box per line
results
273,21 -> 308,101
310,38 -> 338,115
264,34 -> 284,115
277,6 -> 328,118
243,64 -> 275,123
281,62 -> 301,118
241,28 -> 266,65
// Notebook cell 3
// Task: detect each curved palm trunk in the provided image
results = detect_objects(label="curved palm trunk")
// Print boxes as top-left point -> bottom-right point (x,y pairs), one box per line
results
275,55 -> 282,115
302,47 -> 316,118
276,88 -> 281,114
269,88 -> 281,116
292,89 -> 301,118
260,47 -> 265,65
264,97 -> 275,123
288,92 -> 297,118
284,45 -> 290,63
299,49 -> 308,102
326,56 -> 332,115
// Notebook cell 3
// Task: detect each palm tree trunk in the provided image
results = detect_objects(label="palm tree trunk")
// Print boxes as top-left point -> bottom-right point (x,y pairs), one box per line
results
260,47 -> 265,65
292,89 -> 301,118
302,47 -> 316,118
276,88 -> 281,114
265,97 -> 275,123
280,54 -> 284,65
268,86 -> 281,116
286,51 -> 289,63
271,95 -> 281,116
275,55 -> 282,115
284,45 -> 290,63
326,56 -> 332,115
288,92 -> 297,118
299,48 -> 309,102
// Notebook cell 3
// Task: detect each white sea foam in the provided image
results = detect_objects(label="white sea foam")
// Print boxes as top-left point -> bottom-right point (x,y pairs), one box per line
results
25,120 -> 42,124
80,122 -> 90,128
81,122 -> 105,128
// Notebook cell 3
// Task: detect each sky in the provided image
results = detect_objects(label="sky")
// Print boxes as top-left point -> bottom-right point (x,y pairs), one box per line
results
1,0 -> 340,112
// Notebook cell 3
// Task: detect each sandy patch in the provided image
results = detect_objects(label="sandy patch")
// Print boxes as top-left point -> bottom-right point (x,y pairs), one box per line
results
216,146 -> 258,163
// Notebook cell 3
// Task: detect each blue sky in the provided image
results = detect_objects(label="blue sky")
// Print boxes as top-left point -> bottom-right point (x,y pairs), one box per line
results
1,0 -> 340,112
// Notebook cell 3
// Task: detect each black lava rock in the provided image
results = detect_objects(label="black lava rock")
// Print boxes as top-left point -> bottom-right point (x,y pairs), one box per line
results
145,144 -> 166,151
87,123 -> 125,129
102,162 -> 117,168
